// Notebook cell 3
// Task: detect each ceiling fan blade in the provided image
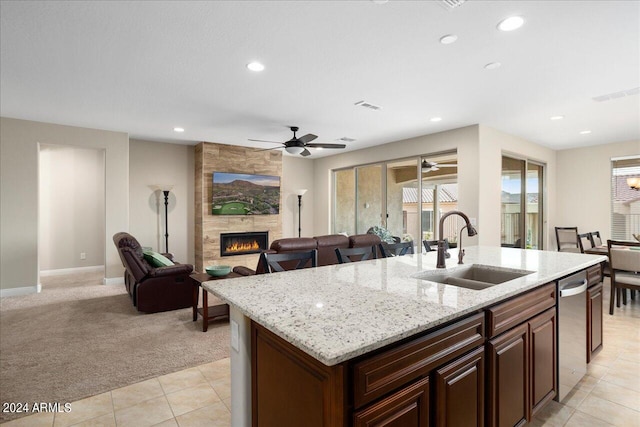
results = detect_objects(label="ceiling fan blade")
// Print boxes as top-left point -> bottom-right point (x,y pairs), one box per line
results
437,164 -> 457,167
248,138 -> 283,144
305,143 -> 346,149
257,146 -> 284,152
297,133 -> 318,144
300,148 -> 311,157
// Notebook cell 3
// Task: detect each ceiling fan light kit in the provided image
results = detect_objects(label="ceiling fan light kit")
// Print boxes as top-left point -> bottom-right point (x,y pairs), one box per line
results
249,126 -> 347,157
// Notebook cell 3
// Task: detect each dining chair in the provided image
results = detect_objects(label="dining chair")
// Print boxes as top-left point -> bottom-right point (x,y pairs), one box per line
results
261,249 -> 318,273
335,246 -> 377,263
379,241 -> 414,258
607,239 -> 640,315
423,239 -> 450,253
555,227 -> 580,253
589,231 -> 603,247
578,232 -> 594,253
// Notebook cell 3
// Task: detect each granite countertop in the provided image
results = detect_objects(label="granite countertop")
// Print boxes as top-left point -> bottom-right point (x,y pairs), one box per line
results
204,246 -> 606,366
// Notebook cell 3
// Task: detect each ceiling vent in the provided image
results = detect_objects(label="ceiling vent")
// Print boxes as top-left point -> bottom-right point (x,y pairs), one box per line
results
354,100 -> 382,111
339,137 -> 356,142
439,0 -> 467,11
593,87 -> 640,102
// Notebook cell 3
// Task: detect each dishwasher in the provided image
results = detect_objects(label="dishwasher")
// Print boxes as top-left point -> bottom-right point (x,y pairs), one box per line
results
557,269 -> 588,401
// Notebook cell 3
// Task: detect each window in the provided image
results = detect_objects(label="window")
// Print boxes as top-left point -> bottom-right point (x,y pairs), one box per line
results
611,156 -> 640,240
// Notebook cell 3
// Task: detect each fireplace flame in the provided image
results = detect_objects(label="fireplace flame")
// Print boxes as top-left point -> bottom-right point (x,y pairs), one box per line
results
226,240 -> 260,253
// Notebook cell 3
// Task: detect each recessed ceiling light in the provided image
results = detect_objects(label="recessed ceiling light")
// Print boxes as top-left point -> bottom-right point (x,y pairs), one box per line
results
371,0 -> 389,3
246,61 -> 265,72
484,62 -> 501,70
439,34 -> 458,45
497,16 -> 525,32
173,127 -> 185,132
550,116 -> 564,121
580,130 -> 592,135
430,117 -> 442,122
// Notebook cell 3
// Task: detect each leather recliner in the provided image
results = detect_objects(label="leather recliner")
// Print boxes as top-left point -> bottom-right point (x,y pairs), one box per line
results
113,232 -> 193,313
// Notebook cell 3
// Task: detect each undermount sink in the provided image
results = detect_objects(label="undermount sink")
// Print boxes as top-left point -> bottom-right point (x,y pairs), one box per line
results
414,264 -> 534,290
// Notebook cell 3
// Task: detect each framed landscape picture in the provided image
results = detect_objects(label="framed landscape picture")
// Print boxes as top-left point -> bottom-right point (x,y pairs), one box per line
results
212,172 -> 280,215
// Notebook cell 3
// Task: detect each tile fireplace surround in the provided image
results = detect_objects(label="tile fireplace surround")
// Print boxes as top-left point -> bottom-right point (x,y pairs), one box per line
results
194,142 -> 282,272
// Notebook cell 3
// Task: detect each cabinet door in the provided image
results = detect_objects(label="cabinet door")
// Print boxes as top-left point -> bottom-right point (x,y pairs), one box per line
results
354,377 -> 429,427
529,308 -> 557,418
488,323 -> 529,427
587,283 -> 603,362
435,347 -> 485,427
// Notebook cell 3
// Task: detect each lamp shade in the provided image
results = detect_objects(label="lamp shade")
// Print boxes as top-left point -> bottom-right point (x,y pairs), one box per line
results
628,177 -> 640,190
150,185 -> 174,192
296,189 -> 308,196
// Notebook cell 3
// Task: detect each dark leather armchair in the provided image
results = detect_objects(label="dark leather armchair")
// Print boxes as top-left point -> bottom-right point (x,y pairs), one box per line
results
113,232 -> 193,313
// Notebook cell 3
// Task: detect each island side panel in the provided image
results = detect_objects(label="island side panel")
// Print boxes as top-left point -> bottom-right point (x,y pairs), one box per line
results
251,321 -> 347,427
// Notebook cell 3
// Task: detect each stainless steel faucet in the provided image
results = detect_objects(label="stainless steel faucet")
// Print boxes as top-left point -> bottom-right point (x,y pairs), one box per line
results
436,210 -> 478,268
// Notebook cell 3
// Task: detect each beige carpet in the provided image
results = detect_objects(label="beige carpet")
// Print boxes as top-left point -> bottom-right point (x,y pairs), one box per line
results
0,271 -> 229,422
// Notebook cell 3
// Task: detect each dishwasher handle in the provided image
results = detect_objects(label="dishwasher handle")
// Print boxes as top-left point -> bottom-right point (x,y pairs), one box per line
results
559,279 -> 588,297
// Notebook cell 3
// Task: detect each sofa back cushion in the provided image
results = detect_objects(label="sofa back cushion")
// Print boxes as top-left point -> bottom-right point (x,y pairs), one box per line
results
314,234 -> 349,266
270,238 -> 318,252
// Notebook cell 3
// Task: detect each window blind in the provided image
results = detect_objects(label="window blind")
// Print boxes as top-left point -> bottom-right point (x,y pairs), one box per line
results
611,156 -> 640,240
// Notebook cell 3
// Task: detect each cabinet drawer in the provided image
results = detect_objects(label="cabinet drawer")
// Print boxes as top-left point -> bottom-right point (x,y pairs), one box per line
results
586,264 -> 602,286
486,283 -> 556,338
352,313 -> 485,409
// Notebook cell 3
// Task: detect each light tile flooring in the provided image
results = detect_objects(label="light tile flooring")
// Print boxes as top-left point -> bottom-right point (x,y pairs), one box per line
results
3,284 -> 638,426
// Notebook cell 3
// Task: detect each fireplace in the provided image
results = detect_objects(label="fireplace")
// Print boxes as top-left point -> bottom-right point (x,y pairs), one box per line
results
220,232 -> 269,257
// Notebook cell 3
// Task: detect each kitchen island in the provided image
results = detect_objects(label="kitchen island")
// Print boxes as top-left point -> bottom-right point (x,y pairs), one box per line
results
204,246 -> 606,426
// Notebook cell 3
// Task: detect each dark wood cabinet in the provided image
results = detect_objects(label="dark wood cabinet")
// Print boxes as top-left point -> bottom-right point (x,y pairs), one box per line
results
435,346 -> 485,427
487,307 -> 557,427
587,282 -> 603,362
354,377 -> 430,427
529,308 -> 557,418
488,323 -> 529,427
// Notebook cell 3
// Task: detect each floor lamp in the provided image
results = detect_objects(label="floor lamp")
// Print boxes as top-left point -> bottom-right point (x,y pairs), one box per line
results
296,189 -> 307,238
151,185 -> 174,253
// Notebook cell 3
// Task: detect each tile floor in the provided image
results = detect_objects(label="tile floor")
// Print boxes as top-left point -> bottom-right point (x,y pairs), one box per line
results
2,283 -> 638,426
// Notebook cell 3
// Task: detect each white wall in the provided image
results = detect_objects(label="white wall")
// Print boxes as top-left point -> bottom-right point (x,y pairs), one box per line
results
39,145 -> 105,270
1,117 -> 128,293
282,156 -> 315,238
129,139 -> 194,264
556,139 -> 640,245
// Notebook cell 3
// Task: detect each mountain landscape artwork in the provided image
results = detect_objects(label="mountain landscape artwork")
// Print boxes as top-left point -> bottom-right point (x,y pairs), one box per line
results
212,172 -> 280,215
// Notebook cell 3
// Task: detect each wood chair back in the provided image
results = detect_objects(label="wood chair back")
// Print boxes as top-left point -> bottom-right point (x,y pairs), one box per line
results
578,233 -> 594,253
261,250 -> 318,273
379,241 -> 414,258
335,246 -> 377,263
555,227 -> 580,253
606,239 -> 640,315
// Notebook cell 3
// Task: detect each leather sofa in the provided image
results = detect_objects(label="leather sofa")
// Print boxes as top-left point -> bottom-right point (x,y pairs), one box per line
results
113,232 -> 194,313
233,233 -> 382,276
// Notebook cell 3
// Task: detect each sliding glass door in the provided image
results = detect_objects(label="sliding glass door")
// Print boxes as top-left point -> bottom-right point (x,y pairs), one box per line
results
501,156 -> 544,249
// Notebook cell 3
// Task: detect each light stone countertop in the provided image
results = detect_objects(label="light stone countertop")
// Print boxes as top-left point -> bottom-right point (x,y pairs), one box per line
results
204,246 -> 606,366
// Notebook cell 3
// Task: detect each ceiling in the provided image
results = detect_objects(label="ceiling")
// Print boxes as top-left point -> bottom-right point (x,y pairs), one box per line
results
1,1 -> 639,158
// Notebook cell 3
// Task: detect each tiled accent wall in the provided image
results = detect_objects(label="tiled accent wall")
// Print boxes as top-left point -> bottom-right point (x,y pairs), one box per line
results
195,142 -> 282,272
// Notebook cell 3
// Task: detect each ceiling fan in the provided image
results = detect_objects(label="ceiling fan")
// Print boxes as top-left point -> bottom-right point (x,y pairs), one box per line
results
249,126 -> 346,157
421,159 -> 458,172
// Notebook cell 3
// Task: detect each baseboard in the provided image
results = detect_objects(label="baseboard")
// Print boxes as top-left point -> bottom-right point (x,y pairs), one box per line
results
40,265 -> 104,277
1,284 -> 41,298
103,276 -> 124,286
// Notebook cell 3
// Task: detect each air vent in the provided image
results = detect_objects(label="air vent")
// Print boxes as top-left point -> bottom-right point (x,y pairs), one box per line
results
593,87 -> 640,102
339,137 -> 356,142
439,0 -> 467,11
354,100 -> 382,111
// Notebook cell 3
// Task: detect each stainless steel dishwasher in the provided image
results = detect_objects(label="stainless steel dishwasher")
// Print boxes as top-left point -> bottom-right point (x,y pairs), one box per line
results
557,269 -> 588,401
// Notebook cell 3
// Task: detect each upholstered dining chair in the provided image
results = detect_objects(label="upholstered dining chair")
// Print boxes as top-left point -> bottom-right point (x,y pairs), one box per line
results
555,227 -> 580,253
589,231 -> 603,247
578,232 -> 594,253
336,246 -> 377,263
379,241 -> 414,257
607,239 -> 640,315
261,250 -> 318,273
